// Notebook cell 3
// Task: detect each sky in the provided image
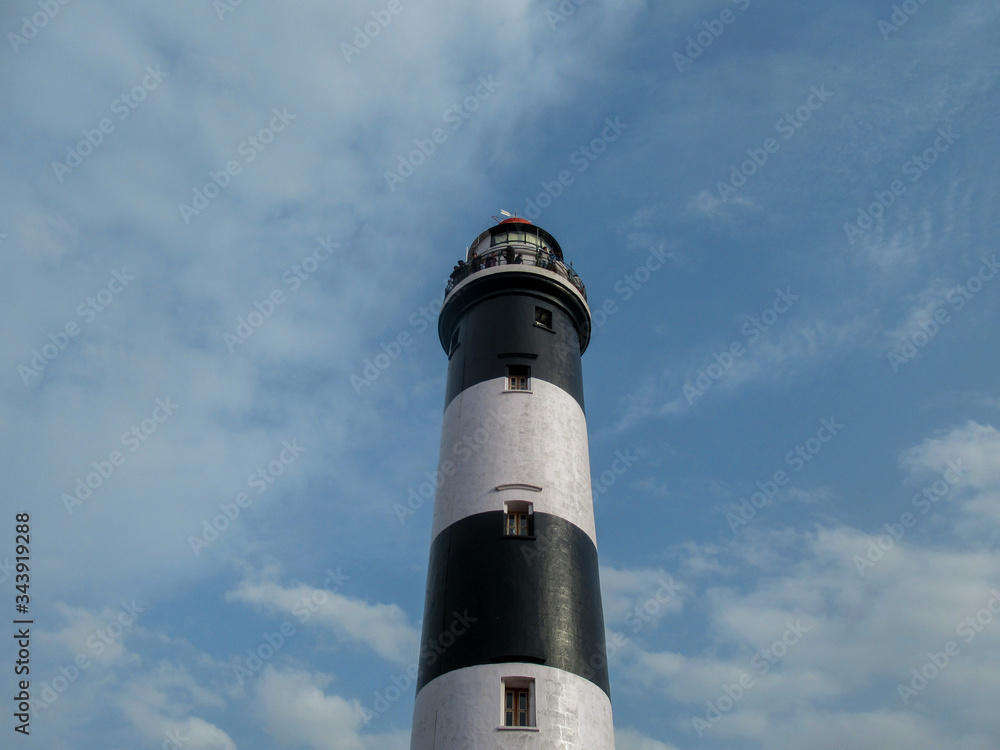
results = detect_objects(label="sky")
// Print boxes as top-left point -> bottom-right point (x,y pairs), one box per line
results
1,0 -> 999,748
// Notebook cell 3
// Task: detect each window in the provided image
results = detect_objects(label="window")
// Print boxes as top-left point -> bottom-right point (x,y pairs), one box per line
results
491,231 -> 550,249
506,512 -> 528,536
506,365 -> 530,391
449,328 -> 460,356
505,687 -> 529,726
504,501 -> 532,536
502,678 -> 535,728
534,306 -> 552,329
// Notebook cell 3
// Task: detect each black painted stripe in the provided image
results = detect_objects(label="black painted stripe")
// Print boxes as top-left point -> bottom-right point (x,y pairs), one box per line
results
415,511 -> 610,697
439,272 -> 589,412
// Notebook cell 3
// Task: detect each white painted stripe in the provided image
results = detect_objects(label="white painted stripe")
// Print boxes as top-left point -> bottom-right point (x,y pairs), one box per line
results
431,377 -> 597,545
445,263 -> 588,310
410,663 -> 615,749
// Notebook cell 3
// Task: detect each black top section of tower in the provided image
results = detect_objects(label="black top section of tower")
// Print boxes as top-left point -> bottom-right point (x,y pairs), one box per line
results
438,270 -> 591,412
416,511 -> 611,697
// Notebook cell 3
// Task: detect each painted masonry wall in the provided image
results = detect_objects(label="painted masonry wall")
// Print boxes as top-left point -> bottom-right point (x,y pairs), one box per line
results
412,258 -> 615,749
410,664 -> 615,749
431,377 -> 597,545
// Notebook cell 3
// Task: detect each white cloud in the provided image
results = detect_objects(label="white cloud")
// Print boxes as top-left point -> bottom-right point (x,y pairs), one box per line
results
599,418 -> 1000,746
885,277 -> 957,342
614,522 -> 1000,747
44,601 -> 143,666
3,0 -> 998,748
226,577 -> 419,665
900,420 -> 1000,530
685,187 -> 756,218
118,663 -> 236,750
901,420 -> 1000,490
607,311 -> 873,429
253,667 -> 408,750
601,565 -> 685,634
28,603 -> 237,750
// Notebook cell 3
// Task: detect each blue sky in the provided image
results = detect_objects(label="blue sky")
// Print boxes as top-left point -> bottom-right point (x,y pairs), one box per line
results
2,0 -> 1000,748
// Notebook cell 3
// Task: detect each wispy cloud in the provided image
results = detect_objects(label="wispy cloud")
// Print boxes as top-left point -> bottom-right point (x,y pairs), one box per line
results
226,577 -> 419,666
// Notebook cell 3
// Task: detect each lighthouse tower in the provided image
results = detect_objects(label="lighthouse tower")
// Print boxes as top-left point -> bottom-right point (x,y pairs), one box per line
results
409,217 -> 615,749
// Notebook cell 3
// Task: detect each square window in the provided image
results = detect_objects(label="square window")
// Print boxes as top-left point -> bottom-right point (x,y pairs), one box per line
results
506,365 -> 530,391
534,306 -> 552,329
505,512 -> 528,536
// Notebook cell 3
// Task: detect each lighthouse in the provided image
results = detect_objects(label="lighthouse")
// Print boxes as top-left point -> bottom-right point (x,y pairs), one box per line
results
409,217 -> 615,748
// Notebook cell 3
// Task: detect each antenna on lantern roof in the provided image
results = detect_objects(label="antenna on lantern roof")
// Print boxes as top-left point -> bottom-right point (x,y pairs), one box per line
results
492,209 -> 533,225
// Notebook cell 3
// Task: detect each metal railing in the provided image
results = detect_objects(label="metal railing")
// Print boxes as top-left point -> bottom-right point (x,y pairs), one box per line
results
445,244 -> 587,300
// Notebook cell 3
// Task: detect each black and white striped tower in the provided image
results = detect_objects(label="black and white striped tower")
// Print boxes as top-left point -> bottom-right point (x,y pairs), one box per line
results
409,217 -> 615,749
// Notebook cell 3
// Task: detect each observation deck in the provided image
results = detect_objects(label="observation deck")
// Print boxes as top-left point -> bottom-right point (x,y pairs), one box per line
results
439,218 -> 592,355
444,218 -> 587,301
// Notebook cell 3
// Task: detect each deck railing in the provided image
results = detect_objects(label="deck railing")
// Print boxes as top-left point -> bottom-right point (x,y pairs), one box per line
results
445,244 -> 586,299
